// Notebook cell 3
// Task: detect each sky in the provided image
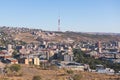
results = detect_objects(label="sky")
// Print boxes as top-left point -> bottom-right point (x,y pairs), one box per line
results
0,0 -> 120,33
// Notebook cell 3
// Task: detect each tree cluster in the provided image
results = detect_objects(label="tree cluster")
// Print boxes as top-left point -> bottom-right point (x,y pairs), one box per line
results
73,49 -> 120,72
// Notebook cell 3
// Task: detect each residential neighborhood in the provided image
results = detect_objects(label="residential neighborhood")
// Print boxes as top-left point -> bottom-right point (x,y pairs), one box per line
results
0,27 -> 120,77
0,0 -> 120,80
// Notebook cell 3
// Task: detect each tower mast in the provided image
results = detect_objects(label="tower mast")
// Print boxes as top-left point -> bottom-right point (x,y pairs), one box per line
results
58,16 -> 60,31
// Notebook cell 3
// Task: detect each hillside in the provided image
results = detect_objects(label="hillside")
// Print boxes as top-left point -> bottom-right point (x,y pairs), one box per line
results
1,27 -> 120,43
13,32 -> 38,43
11,31 -> 120,44
61,31 -> 120,42
1,64 -> 120,80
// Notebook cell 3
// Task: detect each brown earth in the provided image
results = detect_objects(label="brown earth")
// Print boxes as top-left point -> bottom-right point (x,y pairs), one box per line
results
12,31 -> 120,44
13,32 -> 38,43
0,64 -> 120,80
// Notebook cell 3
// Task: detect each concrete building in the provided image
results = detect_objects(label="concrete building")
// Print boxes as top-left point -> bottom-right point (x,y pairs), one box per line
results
96,64 -> 115,75
98,41 -> 102,53
63,54 -> 73,62
57,61 -> 85,71
7,44 -> 14,55
24,57 -> 40,65
5,58 -> 18,64
118,42 -> 120,52
25,58 -> 32,65
34,57 -> 40,65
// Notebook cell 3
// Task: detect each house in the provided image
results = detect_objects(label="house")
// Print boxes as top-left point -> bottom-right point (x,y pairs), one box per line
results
0,51 -> 11,58
96,64 -> 115,75
5,58 -> 18,64
57,61 -> 85,71
34,57 -> 40,65
24,58 -> 33,64
88,51 -> 98,57
63,53 -> 73,62
24,57 -> 40,65
65,62 -> 84,71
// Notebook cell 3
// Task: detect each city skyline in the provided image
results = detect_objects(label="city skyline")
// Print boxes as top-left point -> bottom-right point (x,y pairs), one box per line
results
0,0 -> 120,33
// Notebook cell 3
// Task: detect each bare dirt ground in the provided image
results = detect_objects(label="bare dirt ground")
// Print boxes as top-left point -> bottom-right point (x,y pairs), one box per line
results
0,64 -> 120,80
13,32 -> 38,43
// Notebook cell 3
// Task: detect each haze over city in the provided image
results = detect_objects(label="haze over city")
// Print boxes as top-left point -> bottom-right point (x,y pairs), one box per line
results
0,0 -> 120,33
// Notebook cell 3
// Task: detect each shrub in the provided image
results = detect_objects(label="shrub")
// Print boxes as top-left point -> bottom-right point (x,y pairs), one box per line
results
9,64 -> 21,72
73,74 -> 82,80
66,70 -> 73,74
32,75 -> 41,80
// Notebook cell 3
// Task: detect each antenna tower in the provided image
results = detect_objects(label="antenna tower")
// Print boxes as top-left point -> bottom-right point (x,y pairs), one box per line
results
58,16 -> 60,31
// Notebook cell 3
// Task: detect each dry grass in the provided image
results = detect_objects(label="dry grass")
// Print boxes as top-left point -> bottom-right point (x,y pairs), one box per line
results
13,32 -> 38,43
0,64 -> 120,80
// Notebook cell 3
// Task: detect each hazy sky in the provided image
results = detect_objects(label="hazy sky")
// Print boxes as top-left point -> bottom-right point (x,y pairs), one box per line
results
0,0 -> 120,33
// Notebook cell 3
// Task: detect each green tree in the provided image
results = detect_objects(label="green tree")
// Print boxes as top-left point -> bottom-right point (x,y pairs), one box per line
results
73,49 -> 120,72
